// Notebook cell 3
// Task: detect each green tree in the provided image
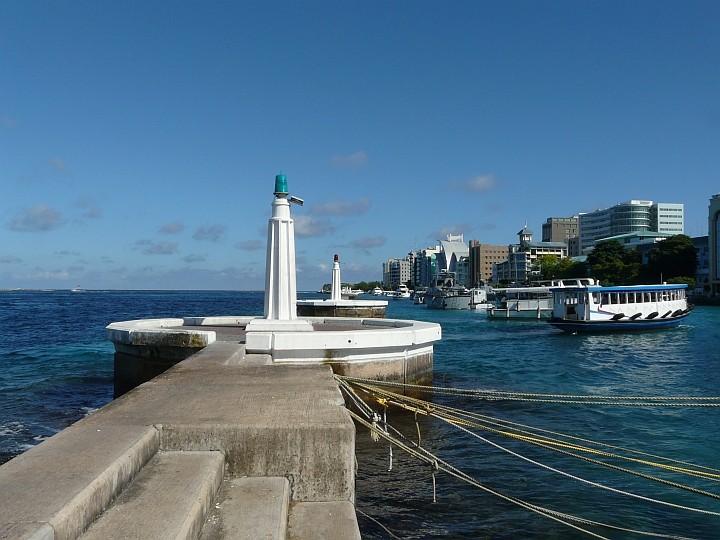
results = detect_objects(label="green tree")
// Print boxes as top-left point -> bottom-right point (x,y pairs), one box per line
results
536,255 -> 560,280
558,259 -> 589,280
644,235 -> 697,283
586,240 -> 641,285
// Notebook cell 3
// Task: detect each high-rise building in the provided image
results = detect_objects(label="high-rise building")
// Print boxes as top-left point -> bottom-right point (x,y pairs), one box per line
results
709,195 -> 720,295
382,258 -> 410,289
542,216 -> 579,243
653,203 -> 684,235
578,200 -> 684,253
468,240 -> 508,286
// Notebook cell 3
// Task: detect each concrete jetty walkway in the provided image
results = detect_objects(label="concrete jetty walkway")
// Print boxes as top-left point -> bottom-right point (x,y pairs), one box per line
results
0,341 -> 360,539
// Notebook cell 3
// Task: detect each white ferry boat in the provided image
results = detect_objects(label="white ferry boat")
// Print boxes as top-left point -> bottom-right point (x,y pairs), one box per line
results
549,282 -> 692,332
487,278 -> 595,320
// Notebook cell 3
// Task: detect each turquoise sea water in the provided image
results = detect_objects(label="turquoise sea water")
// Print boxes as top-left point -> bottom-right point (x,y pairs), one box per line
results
1,290 -> 719,538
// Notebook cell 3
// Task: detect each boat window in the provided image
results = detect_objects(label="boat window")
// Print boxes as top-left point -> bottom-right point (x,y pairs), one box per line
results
619,293 -> 627,304
601,293 -> 609,305
592,292 -> 601,304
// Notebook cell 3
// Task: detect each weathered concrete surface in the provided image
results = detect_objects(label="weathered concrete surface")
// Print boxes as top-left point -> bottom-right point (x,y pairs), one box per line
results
0,424 -> 159,540
287,502 -> 361,540
80,451 -> 224,540
200,477 -> 290,540
0,341 -> 357,539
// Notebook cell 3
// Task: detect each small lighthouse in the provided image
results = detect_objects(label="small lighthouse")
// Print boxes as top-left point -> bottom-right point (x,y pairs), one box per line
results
245,174 -> 313,336
330,254 -> 341,301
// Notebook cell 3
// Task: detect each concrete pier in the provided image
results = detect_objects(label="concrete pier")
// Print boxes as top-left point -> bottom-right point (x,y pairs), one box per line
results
0,341 -> 360,539
0,174 -> 439,539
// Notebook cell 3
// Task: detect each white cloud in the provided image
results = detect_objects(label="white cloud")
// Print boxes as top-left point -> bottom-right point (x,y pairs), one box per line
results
330,150 -> 368,168
193,224 -> 226,242
75,197 -> 102,219
446,174 -> 497,193
7,205 -> 65,232
49,156 -> 68,175
351,236 -> 386,249
310,197 -> 370,216
135,239 -> 179,255
236,240 -> 264,251
294,215 -> 335,237
160,221 -> 184,234
465,174 -> 496,192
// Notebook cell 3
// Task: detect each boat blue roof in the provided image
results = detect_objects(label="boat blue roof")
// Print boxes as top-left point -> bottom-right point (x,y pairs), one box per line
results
550,283 -> 688,293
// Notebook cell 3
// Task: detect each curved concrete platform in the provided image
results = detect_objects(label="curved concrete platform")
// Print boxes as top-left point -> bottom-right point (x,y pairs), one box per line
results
108,315 -> 441,391
296,299 -> 388,318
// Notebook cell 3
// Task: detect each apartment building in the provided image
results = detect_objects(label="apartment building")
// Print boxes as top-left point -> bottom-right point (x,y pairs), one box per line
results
542,216 -> 579,243
468,240 -> 508,286
578,200 -> 684,253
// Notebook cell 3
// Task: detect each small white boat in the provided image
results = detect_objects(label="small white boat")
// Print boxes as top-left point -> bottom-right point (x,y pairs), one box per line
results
390,284 -> 411,299
549,282 -> 692,332
370,287 -> 384,296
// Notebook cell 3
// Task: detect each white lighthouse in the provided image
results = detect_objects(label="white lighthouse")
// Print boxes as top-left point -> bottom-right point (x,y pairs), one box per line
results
245,174 -> 312,336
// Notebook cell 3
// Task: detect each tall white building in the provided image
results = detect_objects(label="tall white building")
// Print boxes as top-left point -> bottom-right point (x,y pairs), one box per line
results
578,200 -> 684,253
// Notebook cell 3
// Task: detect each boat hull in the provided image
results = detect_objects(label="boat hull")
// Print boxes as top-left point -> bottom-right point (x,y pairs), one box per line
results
427,294 -> 470,310
549,311 -> 691,333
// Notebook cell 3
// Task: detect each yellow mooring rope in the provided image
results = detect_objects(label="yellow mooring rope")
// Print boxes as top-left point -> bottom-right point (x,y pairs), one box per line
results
338,375 -> 720,539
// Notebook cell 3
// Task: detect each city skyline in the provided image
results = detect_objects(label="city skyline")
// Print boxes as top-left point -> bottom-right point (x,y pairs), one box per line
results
2,2 -> 718,290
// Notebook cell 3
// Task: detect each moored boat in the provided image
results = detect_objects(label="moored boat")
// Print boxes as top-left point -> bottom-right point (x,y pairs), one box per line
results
487,278 -> 595,320
469,287 -> 493,310
487,285 -> 554,319
549,282 -> 692,332
389,284 -> 411,299
426,272 -> 471,309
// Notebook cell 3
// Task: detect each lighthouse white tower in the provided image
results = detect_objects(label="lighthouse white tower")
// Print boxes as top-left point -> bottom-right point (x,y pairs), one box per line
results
245,174 -> 313,337
330,254 -> 342,301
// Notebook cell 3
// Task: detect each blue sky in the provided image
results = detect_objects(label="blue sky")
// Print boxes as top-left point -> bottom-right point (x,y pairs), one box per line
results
1,1 -> 718,291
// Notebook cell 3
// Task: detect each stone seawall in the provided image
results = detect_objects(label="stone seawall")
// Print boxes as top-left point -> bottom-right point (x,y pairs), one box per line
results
0,342 -> 360,539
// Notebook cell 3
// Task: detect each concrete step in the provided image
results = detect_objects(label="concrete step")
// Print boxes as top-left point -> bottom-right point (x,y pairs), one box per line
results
80,450 -> 224,540
287,501 -> 361,540
200,477 -> 290,540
